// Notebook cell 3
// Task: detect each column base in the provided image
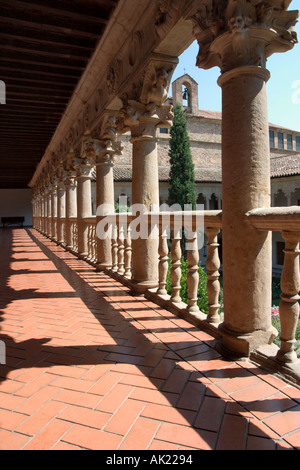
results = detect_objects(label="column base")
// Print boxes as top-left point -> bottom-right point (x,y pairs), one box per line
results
129,279 -> 159,296
216,323 -> 277,360
95,262 -> 112,272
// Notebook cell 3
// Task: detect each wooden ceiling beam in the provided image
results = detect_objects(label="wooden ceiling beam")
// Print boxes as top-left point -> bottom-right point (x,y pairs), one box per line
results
0,24 -> 97,51
1,63 -> 81,80
1,42 -> 91,61
0,0 -> 111,24
5,82 -> 74,94
0,4 -> 107,36
0,51 -> 87,70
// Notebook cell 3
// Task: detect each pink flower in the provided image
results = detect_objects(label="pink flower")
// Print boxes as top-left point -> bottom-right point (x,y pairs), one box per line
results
271,306 -> 279,317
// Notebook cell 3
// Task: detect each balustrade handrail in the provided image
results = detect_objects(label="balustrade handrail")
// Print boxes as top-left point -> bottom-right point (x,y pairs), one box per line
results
246,206 -> 300,231
83,216 -> 96,224
96,209 -> 222,228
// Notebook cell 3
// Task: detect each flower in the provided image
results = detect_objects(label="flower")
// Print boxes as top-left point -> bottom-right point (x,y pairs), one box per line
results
271,306 -> 279,317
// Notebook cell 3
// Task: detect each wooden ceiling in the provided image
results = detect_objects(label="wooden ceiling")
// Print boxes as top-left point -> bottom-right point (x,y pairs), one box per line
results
0,0 -> 119,189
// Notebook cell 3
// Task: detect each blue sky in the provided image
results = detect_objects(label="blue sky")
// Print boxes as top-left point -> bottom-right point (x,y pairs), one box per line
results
171,0 -> 300,131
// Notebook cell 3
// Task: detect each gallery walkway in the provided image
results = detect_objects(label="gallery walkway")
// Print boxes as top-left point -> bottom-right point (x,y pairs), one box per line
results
0,228 -> 299,450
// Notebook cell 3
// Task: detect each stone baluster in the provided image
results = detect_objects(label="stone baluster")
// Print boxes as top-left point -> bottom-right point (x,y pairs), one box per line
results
186,230 -> 199,314
190,1 -> 298,358
170,226 -> 182,303
111,223 -> 118,272
277,231 -> 300,363
205,227 -> 221,324
117,222 -> 125,275
157,224 -> 169,296
124,226 -> 132,279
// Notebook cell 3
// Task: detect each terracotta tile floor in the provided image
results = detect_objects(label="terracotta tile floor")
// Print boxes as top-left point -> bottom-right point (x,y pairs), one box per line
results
0,228 -> 299,450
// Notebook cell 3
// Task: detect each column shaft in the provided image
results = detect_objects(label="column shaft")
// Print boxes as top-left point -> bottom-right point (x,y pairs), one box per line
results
219,67 -> 275,356
57,185 -> 66,245
131,129 -> 159,291
96,164 -> 114,270
77,174 -> 92,258
65,180 -> 77,250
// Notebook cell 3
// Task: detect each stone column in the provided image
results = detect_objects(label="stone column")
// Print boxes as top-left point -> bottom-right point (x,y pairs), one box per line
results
64,172 -> 77,251
41,189 -> 47,234
50,181 -> 58,242
74,135 -> 95,259
56,178 -> 66,245
190,1 -> 298,357
95,113 -> 122,271
130,108 -> 160,291
118,57 -> 177,293
46,186 -> 52,238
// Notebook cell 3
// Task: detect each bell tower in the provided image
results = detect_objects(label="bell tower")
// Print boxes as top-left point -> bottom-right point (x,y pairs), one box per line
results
171,74 -> 198,115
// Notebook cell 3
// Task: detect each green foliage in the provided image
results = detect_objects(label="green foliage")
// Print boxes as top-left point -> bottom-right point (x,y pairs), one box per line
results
115,202 -> 130,213
168,103 -> 197,210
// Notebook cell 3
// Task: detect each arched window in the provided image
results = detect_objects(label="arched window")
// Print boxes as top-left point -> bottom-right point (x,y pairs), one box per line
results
182,82 -> 192,109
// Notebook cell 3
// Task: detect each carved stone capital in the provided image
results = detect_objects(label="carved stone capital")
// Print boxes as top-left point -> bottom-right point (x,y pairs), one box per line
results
189,0 -> 298,73
72,133 -> 97,177
73,159 -> 94,178
95,112 -> 123,166
118,99 -> 174,141
117,54 -> 177,136
80,132 -> 98,165
63,172 -> 77,188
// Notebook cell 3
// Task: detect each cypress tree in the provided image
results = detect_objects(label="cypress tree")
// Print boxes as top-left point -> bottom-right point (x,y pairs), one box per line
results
168,102 -> 197,210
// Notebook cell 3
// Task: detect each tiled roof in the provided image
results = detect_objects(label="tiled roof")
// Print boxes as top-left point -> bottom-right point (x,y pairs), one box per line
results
270,154 -> 300,177
112,166 -> 222,183
110,156 -> 300,183
198,109 -> 222,120
196,110 -> 300,133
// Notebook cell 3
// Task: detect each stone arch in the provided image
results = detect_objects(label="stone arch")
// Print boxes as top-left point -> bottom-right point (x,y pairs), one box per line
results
197,192 -> 206,208
209,193 -> 218,210
274,189 -> 288,207
291,187 -> 300,205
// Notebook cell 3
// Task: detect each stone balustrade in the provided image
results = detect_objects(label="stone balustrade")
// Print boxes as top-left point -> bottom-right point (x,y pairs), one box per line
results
33,205 -> 300,384
246,207 -> 300,377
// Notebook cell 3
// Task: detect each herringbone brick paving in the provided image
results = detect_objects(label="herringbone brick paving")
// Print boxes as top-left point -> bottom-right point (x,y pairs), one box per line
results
0,228 -> 299,450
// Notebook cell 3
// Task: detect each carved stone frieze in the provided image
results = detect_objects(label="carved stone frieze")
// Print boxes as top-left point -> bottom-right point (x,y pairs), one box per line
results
129,31 -> 143,67
107,59 -> 123,95
189,0 -> 298,72
155,0 -> 183,37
